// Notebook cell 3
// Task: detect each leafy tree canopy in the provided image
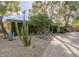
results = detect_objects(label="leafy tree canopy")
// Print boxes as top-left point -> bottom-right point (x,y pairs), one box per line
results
29,13 -> 52,32
0,1 -> 20,16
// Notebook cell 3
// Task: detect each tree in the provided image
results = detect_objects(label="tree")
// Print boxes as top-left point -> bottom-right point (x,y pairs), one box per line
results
58,1 -> 79,31
0,1 -> 20,40
29,1 -> 79,34
0,1 -> 20,15
29,1 -> 63,28
29,12 -> 52,39
29,1 -> 61,34
29,13 -> 51,32
29,1 -> 60,20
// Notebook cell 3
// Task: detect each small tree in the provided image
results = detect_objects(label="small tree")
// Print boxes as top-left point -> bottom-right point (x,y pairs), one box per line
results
29,13 -> 52,39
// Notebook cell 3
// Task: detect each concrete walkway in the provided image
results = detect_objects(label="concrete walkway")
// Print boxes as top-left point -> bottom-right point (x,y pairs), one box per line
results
42,32 -> 79,57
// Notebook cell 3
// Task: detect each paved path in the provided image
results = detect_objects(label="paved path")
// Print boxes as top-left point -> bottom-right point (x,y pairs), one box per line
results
42,32 -> 79,57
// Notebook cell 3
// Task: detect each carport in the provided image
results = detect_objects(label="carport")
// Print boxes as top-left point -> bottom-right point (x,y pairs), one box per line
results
0,14 -> 28,41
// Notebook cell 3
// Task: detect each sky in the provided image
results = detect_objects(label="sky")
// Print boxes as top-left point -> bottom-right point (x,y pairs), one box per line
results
19,1 -> 33,11
3,1 -> 33,22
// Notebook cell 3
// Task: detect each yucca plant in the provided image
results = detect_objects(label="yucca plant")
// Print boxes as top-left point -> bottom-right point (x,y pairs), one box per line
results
15,21 -> 31,46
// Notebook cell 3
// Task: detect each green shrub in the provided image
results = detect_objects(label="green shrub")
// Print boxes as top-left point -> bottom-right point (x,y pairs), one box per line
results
59,26 -> 65,33
52,25 -> 58,33
71,18 -> 79,31
50,25 -> 60,33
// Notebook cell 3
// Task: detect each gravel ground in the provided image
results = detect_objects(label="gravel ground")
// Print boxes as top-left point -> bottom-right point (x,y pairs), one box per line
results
1,32 -> 79,57
0,34 -> 51,57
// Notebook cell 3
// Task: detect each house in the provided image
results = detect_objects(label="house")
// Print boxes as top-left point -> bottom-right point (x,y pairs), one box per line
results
3,14 -> 28,36
0,14 -> 28,36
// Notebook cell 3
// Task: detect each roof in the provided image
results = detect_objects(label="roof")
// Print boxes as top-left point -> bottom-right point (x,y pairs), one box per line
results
3,14 -> 29,22
7,19 -> 27,22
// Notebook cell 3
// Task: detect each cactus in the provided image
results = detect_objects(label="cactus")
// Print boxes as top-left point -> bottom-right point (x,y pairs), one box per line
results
22,22 -> 31,46
15,22 -> 23,42
6,31 -> 14,41
15,21 -> 31,46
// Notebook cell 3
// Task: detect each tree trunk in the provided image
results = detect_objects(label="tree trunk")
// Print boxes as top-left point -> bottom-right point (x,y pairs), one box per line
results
0,16 -> 6,34
65,10 -> 72,32
64,10 -> 72,32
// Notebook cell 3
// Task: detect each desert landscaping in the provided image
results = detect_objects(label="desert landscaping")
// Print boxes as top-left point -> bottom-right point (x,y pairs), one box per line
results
0,1 -> 79,57
0,32 -> 79,57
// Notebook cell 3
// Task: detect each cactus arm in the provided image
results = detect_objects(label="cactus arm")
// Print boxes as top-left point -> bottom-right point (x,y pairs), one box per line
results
23,22 -> 27,35
15,22 -> 23,41
15,21 -> 31,46
15,22 -> 20,36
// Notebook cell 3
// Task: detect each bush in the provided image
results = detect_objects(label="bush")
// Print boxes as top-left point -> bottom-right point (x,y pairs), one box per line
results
29,13 -> 52,33
71,18 -> 79,31
59,26 -> 65,33
50,25 -> 60,33
52,25 -> 58,33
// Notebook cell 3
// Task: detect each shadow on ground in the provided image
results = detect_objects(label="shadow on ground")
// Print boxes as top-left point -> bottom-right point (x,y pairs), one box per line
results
42,32 -> 79,57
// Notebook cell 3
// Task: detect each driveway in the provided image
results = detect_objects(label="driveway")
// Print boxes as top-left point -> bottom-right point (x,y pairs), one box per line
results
42,32 -> 79,57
